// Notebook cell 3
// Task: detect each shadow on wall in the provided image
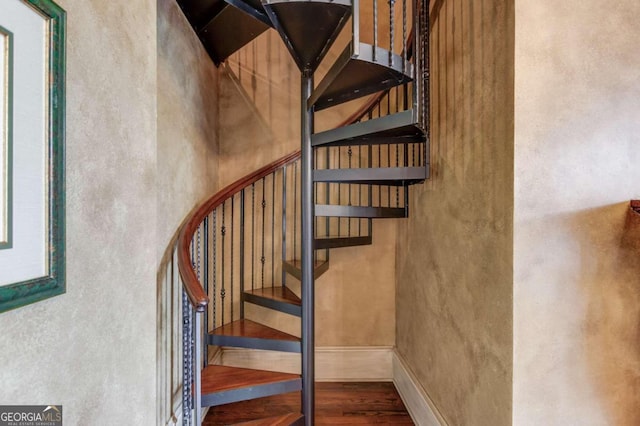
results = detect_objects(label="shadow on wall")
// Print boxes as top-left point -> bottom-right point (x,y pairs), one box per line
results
573,202 -> 640,426
158,0 -> 219,146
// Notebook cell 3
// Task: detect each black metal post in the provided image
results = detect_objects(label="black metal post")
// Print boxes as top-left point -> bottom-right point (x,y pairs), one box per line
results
301,72 -> 315,426
240,191 -> 245,319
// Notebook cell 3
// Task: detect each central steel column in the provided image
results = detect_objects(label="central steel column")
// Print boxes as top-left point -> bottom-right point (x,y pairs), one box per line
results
300,71 -> 315,425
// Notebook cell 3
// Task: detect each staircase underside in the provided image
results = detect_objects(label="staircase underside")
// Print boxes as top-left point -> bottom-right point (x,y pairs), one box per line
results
310,43 -> 414,110
178,0 -> 271,65
314,235 -> 372,249
263,0 -> 351,71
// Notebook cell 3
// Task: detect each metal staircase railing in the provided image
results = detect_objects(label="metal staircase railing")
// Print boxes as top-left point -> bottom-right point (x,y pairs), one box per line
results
176,0 -> 428,424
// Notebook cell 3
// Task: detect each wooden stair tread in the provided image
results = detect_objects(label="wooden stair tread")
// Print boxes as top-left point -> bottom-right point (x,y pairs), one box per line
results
233,413 -> 303,425
210,319 -> 299,342
201,365 -> 300,395
244,286 -> 301,306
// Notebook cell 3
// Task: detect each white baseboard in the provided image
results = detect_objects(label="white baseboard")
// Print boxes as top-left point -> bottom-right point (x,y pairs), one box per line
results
220,346 -> 394,382
392,350 -> 447,426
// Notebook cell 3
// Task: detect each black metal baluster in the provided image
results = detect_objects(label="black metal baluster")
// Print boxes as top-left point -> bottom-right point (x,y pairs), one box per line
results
387,101 -> 391,204
324,149 -> 330,261
251,184 -> 255,291
213,210 -> 217,329
359,145 -> 362,235
314,148 -> 319,266
348,147 -> 353,235
282,166 -> 287,287
240,190 -> 245,320
196,224 -> 201,293
261,178 -> 266,288
182,290 -> 193,426
375,147 -> 380,205
405,182 -> 410,217
402,0 -> 407,72
271,173 -> 276,287
337,147 -> 341,236
221,203 -> 226,325
231,197 -> 234,322
293,162 -> 298,261
373,0 -> 378,62
203,215 -> 209,364
389,0 -> 395,66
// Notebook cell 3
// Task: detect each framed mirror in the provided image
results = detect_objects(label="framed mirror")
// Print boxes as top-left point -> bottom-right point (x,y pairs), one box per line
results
0,0 -> 65,312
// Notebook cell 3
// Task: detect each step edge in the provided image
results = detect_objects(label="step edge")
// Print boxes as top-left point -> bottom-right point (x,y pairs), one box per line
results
209,334 -> 301,353
315,204 -> 406,218
243,291 -> 302,317
202,376 -> 302,407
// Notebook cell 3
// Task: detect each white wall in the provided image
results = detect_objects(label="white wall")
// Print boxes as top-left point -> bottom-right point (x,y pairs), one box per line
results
514,1 -> 640,424
0,0 -> 158,424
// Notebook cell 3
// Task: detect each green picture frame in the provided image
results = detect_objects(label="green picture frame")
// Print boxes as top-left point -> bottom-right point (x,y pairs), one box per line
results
0,0 -> 66,313
0,24 -> 13,250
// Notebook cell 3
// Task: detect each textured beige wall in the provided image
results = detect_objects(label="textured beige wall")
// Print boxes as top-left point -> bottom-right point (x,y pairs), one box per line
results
0,1 -> 158,424
218,31 -> 397,347
157,0 -> 219,257
396,0 -> 514,424
513,1 -> 640,424
156,0 -> 220,423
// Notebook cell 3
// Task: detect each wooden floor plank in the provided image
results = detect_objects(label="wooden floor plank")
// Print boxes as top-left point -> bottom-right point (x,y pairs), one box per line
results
204,382 -> 414,425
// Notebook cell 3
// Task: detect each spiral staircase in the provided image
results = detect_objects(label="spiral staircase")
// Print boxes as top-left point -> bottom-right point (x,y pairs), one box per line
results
176,0 -> 429,424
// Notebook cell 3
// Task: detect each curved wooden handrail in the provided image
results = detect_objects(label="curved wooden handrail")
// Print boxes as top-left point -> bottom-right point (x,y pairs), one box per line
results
178,150 -> 301,311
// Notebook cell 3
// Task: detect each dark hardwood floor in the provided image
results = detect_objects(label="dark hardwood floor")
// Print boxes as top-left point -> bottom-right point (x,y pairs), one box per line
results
204,382 -> 414,425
